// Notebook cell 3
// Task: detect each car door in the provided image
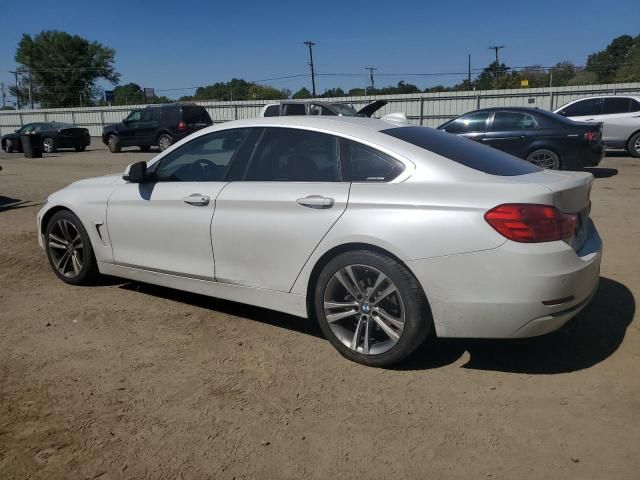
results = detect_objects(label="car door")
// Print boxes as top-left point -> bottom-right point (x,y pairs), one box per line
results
598,97 -> 639,145
136,108 -> 158,145
107,128 -> 255,279
119,110 -> 142,146
440,111 -> 491,141
557,98 -> 604,124
482,111 -> 537,157
211,127 -> 350,292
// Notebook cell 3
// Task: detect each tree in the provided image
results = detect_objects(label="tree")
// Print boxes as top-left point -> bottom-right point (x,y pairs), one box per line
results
549,61 -> 577,87
292,87 -> 312,99
112,83 -> 146,105
320,87 -> 345,98
567,70 -> 599,86
586,35 -> 634,83
14,30 -> 119,108
615,35 -> 640,82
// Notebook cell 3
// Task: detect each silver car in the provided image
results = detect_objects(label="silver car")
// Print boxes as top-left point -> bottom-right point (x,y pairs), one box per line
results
37,116 -> 602,367
555,95 -> 640,157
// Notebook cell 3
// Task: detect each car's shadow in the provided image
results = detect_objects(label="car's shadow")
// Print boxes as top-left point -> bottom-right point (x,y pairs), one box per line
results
117,276 -> 633,374
0,196 -> 36,213
604,150 -> 631,158
584,167 -> 618,178
399,277 -> 634,374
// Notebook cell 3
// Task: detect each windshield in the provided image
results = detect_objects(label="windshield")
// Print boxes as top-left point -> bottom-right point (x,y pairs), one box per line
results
330,103 -> 358,116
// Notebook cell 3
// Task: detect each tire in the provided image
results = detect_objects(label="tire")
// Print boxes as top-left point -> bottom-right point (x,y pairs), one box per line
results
314,250 -> 431,367
139,145 -> 151,152
42,137 -> 56,153
107,134 -> 121,153
44,210 -> 99,285
74,145 -> 86,152
627,132 -> 640,158
5,139 -> 15,153
157,133 -> 173,151
526,149 -> 561,169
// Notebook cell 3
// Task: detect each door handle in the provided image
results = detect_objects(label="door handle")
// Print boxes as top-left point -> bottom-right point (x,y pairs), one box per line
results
183,194 -> 210,206
584,118 -> 594,121
296,195 -> 335,209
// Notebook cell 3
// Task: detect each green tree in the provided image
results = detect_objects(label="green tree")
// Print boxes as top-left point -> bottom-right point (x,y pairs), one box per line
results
549,61 -> 577,87
586,35 -> 634,83
292,87 -> 312,99
112,83 -> 146,105
615,35 -> 640,82
320,87 -> 346,98
14,30 -> 119,108
568,70 -> 599,86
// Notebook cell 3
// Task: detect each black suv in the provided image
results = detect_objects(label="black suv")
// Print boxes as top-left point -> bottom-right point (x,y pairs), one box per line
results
102,104 -> 213,153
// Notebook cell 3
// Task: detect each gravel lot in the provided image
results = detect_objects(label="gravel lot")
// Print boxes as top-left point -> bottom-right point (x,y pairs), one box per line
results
0,142 -> 638,479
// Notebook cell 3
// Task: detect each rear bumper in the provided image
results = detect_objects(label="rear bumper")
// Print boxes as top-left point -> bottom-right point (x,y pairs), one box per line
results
408,220 -> 602,338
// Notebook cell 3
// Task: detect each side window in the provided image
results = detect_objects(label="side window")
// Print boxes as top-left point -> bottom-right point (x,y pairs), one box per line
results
20,124 -> 36,133
492,112 -> 537,130
444,112 -> 491,133
140,109 -> 155,122
310,104 -> 337,116
244,128 -> 338,182
603,97 -> 631,115
282,104 -> 306,116
561,98 -> 603,117
340,139 -> 405,182
630,99 -> 640,113
152,129 -> 251,182
263,105 -> 280,117
126,110 -> 141,122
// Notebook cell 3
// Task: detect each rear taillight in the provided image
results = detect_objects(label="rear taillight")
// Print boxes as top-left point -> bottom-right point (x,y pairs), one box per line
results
484,204 -> 577,243
584,131 -> 599,142
177,120 -> 187,131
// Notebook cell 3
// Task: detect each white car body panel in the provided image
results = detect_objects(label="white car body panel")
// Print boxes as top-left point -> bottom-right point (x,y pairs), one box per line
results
38,116 -> 602,340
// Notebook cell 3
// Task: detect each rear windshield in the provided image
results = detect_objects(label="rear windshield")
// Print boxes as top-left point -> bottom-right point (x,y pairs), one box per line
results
382,126 -> 540,176
182,106 -> 212,124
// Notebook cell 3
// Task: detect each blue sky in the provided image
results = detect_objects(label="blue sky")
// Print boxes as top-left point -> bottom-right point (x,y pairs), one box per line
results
1,0 -> 639,102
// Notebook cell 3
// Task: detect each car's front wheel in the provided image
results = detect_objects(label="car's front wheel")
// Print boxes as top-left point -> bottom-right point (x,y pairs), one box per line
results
42,137 -> 56,153
527,149 -> 561,169
5,139 -> 16,153
158,134 -> 173,151
627,132 -> 640,158
314,250 -> 431,367
45,210 -> 99,285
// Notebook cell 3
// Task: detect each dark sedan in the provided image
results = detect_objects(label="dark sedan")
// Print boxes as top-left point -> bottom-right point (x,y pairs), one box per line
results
438,107 -> 603,170
1,122 -> 91,154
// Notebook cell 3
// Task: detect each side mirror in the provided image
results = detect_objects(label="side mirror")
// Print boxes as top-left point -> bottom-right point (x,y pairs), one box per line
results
123,161 -> 148,183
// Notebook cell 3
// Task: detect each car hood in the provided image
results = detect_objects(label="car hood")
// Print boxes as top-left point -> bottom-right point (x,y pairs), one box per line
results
69,173 -> 123,187
1,132 -> 19,140
103,122 -> 124,130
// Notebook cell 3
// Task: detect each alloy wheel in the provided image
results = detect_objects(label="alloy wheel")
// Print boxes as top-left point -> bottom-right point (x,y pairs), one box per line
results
158,135 -> 172,151
47,219 -> 84,278
528,150 -> 559,169
323,264 -> 405,355
43,138 -> 55,153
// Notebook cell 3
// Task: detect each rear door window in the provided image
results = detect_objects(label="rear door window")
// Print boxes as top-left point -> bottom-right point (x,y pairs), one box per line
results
603,97 -> 631,114
443,111 -> 491,133
244,128 -> 338,181
491,112 -> 537,130
561,98 -> 603,117
382,126 -> 540,176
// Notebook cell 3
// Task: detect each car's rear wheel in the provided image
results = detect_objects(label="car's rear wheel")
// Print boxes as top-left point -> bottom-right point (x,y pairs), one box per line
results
527,149 -> 561,169
45,210 -> 99,285
139,145 -> 151,152
158,134 -> 173,151
42,137 -> 56,153
314,250 -> 431,367
107,134 -> 121,153
627,132 -> 640,158
74,145 -> 86,152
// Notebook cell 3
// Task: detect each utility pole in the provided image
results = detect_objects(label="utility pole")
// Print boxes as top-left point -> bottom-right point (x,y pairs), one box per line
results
468,54 -> 472,90
488,45 -> 504,89
303,41 -> 316,97
9,70 -> 21,109
1,82 -> 6,109
28,70 -> 33,109
365,66 -> 377,91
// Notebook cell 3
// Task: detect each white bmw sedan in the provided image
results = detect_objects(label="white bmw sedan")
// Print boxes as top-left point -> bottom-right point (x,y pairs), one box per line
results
37,116 -> 602,366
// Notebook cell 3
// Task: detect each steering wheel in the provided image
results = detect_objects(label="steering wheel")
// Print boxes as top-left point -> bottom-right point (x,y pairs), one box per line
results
188,158 -> 216,180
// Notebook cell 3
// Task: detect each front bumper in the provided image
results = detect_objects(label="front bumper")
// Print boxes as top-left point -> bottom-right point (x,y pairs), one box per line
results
407,220 -> 602,338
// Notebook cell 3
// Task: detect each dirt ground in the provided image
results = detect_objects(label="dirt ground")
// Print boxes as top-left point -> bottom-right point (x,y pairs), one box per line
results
0,142 -> 638,479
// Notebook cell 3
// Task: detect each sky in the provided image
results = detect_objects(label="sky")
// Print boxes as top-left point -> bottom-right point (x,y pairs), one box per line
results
1,0 -> 639,103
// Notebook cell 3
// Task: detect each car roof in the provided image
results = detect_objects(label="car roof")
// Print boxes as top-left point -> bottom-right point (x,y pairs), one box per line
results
206,115 -> 392,133
467,107 -> 543,114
